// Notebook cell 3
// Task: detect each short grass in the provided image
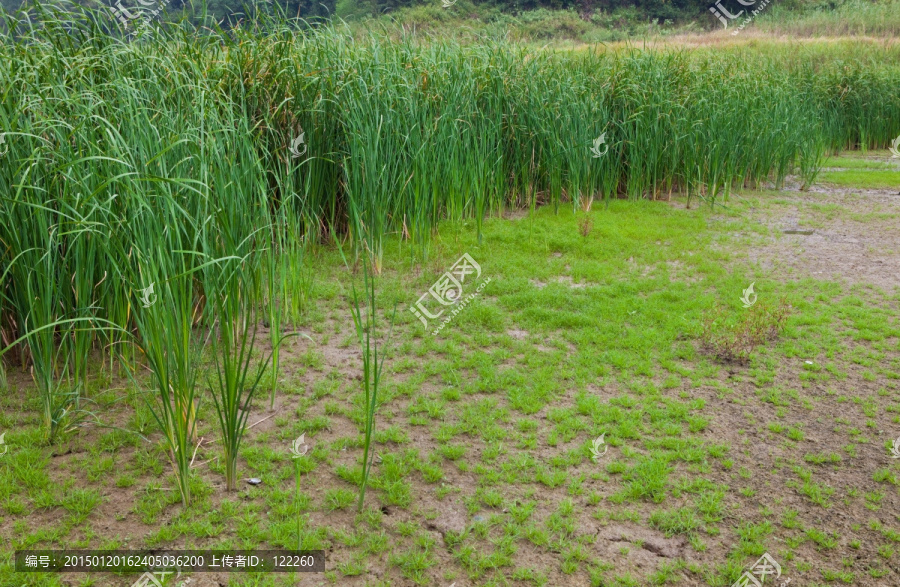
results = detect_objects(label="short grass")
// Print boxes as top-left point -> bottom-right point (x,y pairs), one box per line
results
819,169 -> 900,189
821,156 -> 899,170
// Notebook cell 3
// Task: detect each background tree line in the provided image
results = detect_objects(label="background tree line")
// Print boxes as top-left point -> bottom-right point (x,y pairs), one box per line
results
0,0 -> 834,25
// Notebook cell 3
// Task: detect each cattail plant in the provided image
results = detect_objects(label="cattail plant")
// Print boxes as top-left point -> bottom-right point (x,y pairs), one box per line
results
129,255 -> 203,507
346,247 -> 396,513
0,201 -> 79,443
265,210 -> 291,409
207,254 -> 275,492
124,195 -> 206,506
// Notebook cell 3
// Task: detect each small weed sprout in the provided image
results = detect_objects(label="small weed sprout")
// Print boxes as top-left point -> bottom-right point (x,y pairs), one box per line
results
700,298 -> 791,363
579,216 -> 593,237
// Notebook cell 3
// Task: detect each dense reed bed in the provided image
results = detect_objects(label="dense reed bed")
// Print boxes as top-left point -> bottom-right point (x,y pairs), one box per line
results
0,6 -> 899,500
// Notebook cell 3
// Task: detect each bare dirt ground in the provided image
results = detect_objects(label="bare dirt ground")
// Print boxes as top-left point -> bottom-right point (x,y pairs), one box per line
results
742,181 -> 900,291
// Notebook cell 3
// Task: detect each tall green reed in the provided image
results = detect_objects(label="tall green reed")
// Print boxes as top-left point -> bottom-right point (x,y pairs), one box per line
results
345,248 -> 396,513
0,185 -> 82,442
207,253 -> 276,491
126,219 -> 205,507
